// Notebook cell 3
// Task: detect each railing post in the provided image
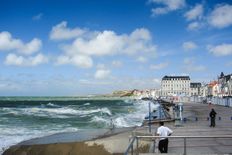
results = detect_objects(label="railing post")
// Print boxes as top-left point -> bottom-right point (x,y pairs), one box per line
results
184,137 -> 186,155
131,143 -> 133,155
149,101 -> 151,133
136,137 -> 139,155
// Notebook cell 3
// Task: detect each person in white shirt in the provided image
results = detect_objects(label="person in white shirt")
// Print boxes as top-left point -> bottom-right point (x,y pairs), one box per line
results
156,121 -> 173,153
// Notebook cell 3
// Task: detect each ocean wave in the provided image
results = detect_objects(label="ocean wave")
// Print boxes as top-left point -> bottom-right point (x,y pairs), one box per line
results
0,126 -> 79,155
83,102 -> 90,106
112,99 -> 159,127
90,116 -> 109,124
1,106 -> 112,118
46,102 -> 61,108
0,99 -> 158,154
114,116 -> 130,127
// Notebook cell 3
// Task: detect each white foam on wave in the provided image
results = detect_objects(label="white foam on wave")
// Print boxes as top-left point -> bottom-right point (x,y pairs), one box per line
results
97,107 -> 112,116
1,106 -> 112,118
91,116 -> 110,124
47,102 -> 61,108
0,126 -> 78,154
113,99 -> 159,127
84,102 -> 90,106
114,117 -> 129,127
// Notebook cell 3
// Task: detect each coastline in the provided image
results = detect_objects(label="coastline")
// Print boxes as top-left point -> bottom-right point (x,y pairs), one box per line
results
0,97 -> 144,155
0,96 -> 136,101
4,101 -> 232,154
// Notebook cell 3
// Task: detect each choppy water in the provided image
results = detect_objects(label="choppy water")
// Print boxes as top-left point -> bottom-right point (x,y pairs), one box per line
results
0,97 -> 158,153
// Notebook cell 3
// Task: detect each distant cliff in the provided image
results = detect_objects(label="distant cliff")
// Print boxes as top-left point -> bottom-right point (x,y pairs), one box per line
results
112,90 -> 134,97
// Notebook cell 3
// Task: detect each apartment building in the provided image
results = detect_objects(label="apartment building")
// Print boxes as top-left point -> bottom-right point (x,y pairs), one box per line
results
190,82 -> 201,96
161,76 -> 190,96
218,72 -> 232,97
208,81 -> 219,97
201,84 -> 208,97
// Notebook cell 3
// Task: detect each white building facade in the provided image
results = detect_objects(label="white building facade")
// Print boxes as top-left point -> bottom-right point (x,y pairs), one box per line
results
161,76 -> 190,96
201,84 -> 208,97
208,81 -> 219,97
218,72 -> 232,97
190,82 -> 201,96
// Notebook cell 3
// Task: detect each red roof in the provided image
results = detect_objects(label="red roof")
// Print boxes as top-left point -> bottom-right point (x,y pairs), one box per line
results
208,81 -> 218,87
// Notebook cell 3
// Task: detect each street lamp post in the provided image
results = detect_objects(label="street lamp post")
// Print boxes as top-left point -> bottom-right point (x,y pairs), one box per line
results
142,97 -> 152,133
148,101 -> 151,133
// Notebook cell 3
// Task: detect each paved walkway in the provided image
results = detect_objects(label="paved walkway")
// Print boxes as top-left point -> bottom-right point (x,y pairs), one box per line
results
138,102 -> 232,154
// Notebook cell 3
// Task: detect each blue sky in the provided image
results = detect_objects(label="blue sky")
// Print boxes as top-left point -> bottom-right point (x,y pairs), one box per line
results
0,0 -> 232,96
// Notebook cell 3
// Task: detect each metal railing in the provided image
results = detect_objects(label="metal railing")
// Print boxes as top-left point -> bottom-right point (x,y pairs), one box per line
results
124,135 -> 232,155
124,136 -> 136,155
178,96 -> 232,107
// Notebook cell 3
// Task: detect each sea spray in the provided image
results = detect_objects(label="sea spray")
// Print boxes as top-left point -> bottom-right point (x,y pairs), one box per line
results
112,99 -> 158,127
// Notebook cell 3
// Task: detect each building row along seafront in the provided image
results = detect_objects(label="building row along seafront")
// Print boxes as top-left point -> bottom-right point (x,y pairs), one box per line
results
129,72 -> 232,99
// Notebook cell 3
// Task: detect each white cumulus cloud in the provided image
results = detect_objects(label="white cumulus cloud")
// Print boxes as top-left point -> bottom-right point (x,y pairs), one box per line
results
187,22 -> 202,30
150,0 -> 186,15
20,38 -> 42,55
50,21 -> 87,40
184,4 -> 203,21
53,22 -> 156,68
4,53 -> 48,66
208,4 -> 232,28
207,43 -> 232,56
0,31 -> 42,55
182,41 -> 197,51
150,62 -> 169,70
94,69 -> 111,79
56,55 -> 93,68
63,28 -> 155,57
64,30 -> 124,56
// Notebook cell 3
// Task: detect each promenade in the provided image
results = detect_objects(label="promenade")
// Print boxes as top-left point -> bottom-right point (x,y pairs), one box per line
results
135,101 -> 232,154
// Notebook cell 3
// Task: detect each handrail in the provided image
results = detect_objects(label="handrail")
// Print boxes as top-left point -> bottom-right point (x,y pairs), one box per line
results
136,135 -> 232,138
125,135 -> 232,155
124,136 -> 136,155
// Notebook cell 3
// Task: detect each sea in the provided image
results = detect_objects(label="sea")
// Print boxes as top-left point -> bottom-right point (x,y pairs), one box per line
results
0,96 -> 158,154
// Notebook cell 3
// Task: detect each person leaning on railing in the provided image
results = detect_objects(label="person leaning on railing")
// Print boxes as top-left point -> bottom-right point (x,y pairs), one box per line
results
156,121 -> 173,153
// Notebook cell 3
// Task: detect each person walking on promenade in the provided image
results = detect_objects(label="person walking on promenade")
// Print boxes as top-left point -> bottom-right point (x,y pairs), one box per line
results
156,121 -> 173,153
209,108 -> 217,127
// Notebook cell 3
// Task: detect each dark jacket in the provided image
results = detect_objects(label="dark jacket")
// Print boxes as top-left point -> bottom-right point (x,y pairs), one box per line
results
210,109 -> 217,118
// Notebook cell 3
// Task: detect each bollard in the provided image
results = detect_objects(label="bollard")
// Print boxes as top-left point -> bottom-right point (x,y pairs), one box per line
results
183,118 -> 187,122
207,117 -> 209,121
219,117 -> 221,120
195,117 -> 198,121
